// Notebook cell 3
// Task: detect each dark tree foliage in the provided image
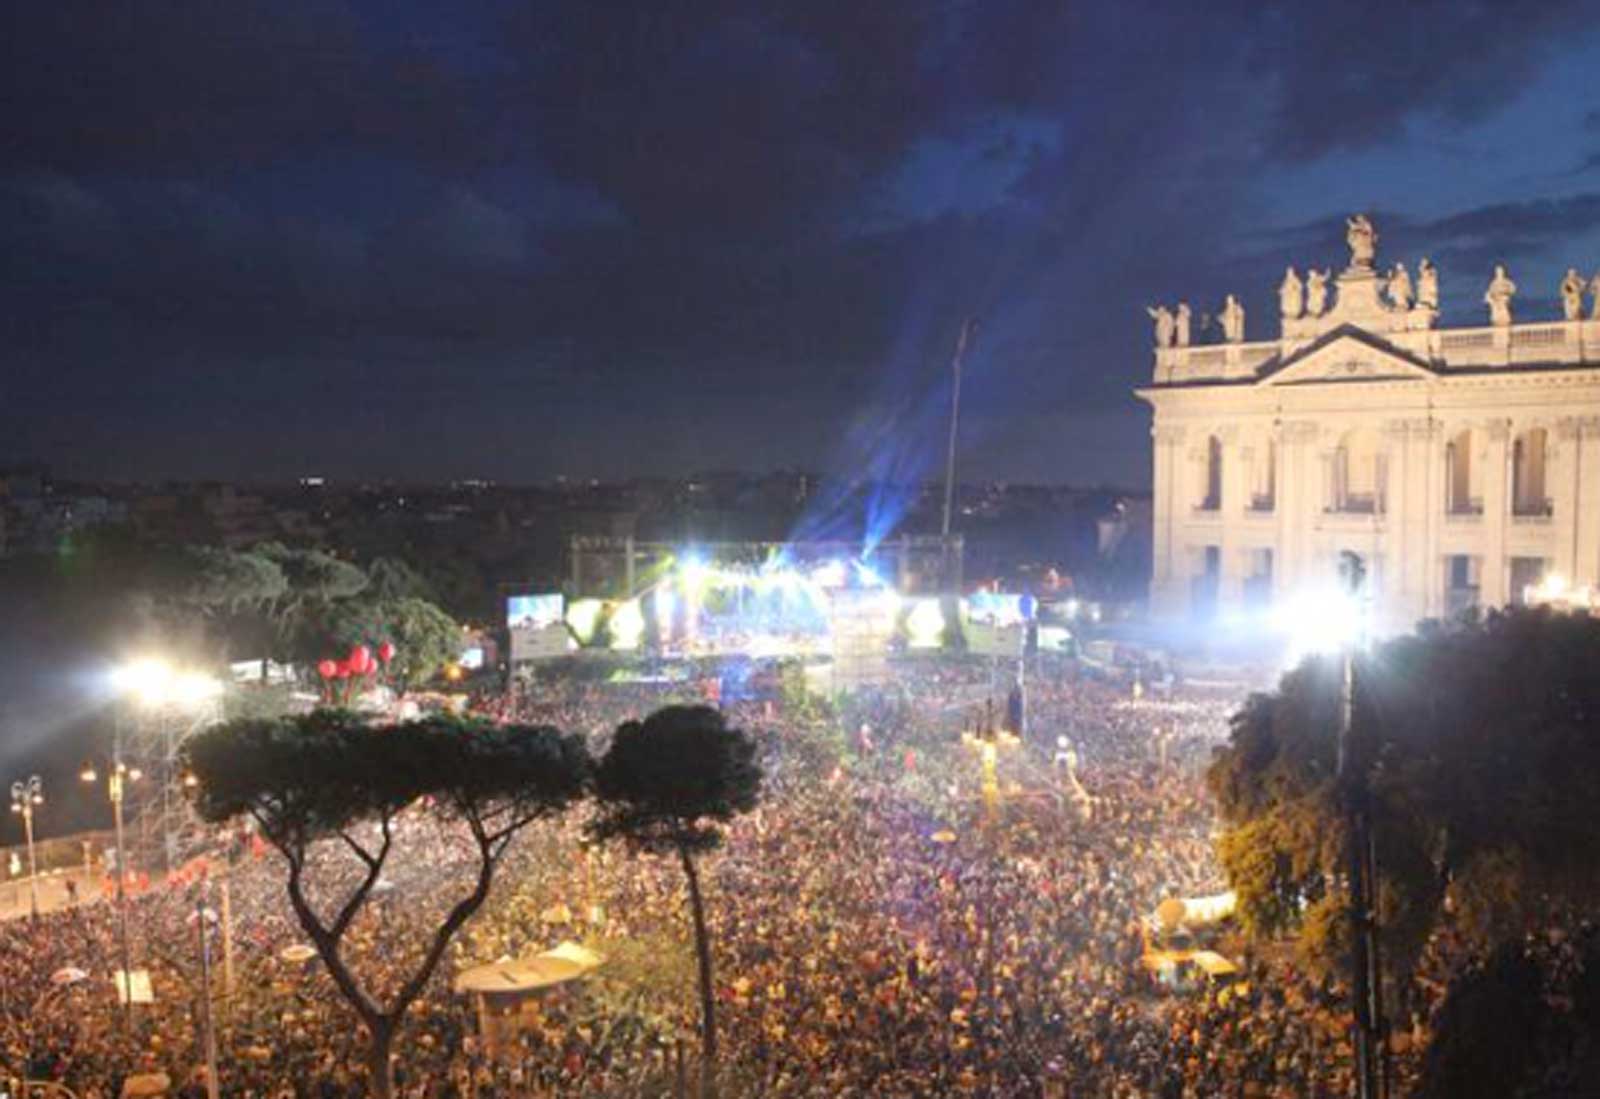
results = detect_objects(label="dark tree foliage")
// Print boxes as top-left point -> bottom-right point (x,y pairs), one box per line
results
252,542 -> 369,668
364,556 -> 438,603
1209,608 -> 1600,983
255,543 -> 368,612
171,546 -> 288,613
1416,943 -> 1548,1099
183,711 -> 590,1099
590,705 -> 762,1096
309,595 -> 462,691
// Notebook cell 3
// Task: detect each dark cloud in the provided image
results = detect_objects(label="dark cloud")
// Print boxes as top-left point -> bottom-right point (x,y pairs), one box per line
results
3,3 -> 485,175
1253,0 -> 1594,161
3,1 -> 1600,487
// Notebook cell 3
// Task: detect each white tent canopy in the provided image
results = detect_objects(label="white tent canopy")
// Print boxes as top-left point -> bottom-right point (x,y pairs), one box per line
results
453,941 -> 604,994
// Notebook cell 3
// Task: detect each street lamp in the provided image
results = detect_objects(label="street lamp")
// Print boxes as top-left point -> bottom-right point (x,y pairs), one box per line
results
1331,553 -> 1387,1099
83,759 -> 140,1031
8,776 -> 43,919
1283,558 -> 1387,1099
190,882 -> 222,1099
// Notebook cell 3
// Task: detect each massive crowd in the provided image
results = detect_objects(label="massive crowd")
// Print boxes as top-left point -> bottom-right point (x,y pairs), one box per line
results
1,657 -> 1421,1097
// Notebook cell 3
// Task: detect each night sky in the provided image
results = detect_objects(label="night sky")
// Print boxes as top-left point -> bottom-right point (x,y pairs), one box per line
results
5,1 -> 1600,488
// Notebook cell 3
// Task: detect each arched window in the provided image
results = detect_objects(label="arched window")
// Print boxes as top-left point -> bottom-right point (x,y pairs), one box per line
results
1512,427 -> 1549,517
1333,428 -> 1383,513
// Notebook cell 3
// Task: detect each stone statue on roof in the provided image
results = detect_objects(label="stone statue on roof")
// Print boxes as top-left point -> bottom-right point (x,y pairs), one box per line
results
1218,294 -> 1245,343
1174,302 -> 1192,347
1279,267 -> 1304,319
1417,259 -> 1439,310
1560,268 -> 1584,321
1485,265 -> 1517,327
1306,269 -> 1330,316
1346,214 -> 1378,270
1387,262 -> 1413,311
1146,305 -> 1175,348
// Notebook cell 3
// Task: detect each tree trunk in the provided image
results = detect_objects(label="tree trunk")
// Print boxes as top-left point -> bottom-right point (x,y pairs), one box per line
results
367,1019 -> 396,1099
679,846 -> 717,1098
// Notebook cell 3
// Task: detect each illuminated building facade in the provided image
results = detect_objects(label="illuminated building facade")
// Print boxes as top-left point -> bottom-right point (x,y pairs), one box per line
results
1138,217 -> 1600,633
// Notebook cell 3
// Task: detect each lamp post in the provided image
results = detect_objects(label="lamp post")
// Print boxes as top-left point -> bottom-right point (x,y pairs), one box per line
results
82,760 -> 139,1032
1333,552 -> 1386,1099
192,882 -> 221,1099
9,776 -> 43,919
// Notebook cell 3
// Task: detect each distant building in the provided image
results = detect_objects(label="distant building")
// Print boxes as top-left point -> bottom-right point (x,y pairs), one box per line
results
1138,216 -> 1600,633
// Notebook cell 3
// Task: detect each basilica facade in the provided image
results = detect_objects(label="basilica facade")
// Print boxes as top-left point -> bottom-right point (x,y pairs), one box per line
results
1138,217 -> 1600,634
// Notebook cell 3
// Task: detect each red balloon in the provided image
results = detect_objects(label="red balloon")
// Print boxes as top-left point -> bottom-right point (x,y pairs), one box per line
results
317,659 -> 338,680
377,641 -> 396,665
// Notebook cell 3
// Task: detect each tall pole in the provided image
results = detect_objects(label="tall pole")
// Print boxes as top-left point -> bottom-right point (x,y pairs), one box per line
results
195,885 -> 220,1099
940,318 -> 979,587
111,766 -> 134,1033
220,876 -> 235,1003
1336,552 -> 1384,1099
161,720 -> 176,877
10,777 -> 42,919
22,799 -> 38,920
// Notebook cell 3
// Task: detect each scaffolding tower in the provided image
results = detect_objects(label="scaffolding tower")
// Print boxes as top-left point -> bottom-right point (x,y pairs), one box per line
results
115,697 -> 220,878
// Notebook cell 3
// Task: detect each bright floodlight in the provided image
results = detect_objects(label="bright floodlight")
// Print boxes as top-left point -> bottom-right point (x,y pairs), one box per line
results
172,672 -> 222,705
1276,586 -> 1366,665
906,598 -> 945,649
811,560 -> 846,589
679,551 -> 710,589
1526,573 -> 1569,604
114,659 -> 173,704
853,560 -> 886,588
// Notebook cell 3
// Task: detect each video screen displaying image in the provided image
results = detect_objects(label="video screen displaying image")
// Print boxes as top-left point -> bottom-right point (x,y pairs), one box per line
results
508,593 -> 569,661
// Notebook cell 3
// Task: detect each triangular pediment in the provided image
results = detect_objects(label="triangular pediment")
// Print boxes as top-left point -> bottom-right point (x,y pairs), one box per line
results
1257,325 -> 1437,386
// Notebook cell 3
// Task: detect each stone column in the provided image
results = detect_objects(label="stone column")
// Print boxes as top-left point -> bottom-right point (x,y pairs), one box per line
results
1272,425 -> 1294,600
1383,420 -> 1412,627
1566,417 -> 1600,591
1481,418 -> 1512,605
1150,423 -> 1186,614
1551,419 -> 1579,582
1276,421 -> 1318,598
1433,419 -> 1459,614
1420,419 -> 1447,618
